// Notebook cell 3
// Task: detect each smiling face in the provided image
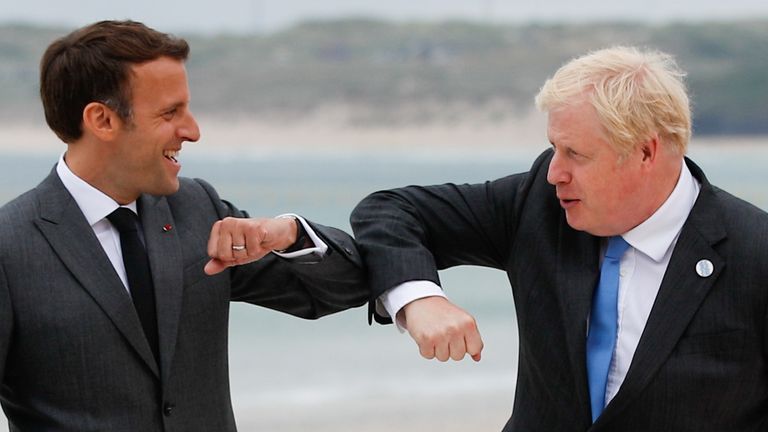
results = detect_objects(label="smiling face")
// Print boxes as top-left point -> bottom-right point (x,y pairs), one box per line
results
107,56 -> 200,203
546,98 -> 658,236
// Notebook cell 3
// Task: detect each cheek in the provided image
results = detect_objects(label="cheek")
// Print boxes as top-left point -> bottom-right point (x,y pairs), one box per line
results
579,169 -> 605,196
583,169 -> 623,211
601,172 -> 639,215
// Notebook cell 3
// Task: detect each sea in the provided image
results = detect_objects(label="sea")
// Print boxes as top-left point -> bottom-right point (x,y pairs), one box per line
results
0,136 -> 766,431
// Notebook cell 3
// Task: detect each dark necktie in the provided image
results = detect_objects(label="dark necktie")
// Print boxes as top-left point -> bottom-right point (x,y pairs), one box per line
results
586,236 -> 630,422
107,207 -> 160,363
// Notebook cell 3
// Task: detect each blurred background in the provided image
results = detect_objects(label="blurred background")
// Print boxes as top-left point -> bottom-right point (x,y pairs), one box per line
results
1,1 -> 767,431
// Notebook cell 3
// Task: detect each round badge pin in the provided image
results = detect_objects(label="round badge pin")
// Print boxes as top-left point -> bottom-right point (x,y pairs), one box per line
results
695,259 -> 714,278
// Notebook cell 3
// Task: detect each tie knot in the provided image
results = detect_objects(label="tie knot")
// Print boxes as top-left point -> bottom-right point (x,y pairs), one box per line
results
107,207 -> 140,233
605,236 -> 630,260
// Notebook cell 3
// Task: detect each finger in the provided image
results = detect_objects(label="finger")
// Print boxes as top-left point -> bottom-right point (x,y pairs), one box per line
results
207,220 -> 222,258
231,226 -> 248,259
434,341 -> 450,362
217,218 -> 236,261
204,258 -> 229,275
243,221 -> 268,259
449,336 -> 468,361
465,325 -> 485,362
418,340 -> 435,360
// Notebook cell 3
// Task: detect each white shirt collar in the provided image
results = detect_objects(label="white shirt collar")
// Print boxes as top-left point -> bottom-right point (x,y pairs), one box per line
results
622,160 -> 701,262
56,152 -> 138,226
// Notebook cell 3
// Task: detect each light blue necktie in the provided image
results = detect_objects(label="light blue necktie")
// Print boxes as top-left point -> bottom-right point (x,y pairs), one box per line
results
586,236 -> 630,422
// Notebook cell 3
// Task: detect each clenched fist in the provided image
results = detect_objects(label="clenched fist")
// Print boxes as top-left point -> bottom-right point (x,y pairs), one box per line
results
400,296 -> 484,362
204,216 -> 298,275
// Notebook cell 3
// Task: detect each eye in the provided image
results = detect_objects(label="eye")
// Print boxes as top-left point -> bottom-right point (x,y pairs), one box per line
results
161,108 -> 178,120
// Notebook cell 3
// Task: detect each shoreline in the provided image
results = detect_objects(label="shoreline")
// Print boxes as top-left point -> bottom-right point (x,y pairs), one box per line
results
1,118 -> 765,158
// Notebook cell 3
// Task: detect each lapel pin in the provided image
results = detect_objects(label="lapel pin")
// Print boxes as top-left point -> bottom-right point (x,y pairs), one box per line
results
695,259 -> 714,278
162,224 -> 173,232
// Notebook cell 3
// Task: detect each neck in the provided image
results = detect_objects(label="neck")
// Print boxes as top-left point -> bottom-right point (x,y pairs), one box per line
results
635,156 -> 684,229
65,142 -> 137,205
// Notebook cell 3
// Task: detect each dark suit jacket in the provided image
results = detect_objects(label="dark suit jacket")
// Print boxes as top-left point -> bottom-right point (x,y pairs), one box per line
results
351,149 -> 768,431
0,169 -> 368,431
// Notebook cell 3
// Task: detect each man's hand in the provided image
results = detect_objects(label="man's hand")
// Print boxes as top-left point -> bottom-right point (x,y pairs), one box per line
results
400,296 -> 483,362
204,217 -> 297,275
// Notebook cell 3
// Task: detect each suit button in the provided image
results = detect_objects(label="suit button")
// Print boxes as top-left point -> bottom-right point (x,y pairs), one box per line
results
343,247 -> 353,255
163,402 -> 175,417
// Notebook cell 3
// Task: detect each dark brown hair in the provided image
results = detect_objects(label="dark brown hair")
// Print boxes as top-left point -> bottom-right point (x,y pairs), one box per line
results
40,20 -> 190,143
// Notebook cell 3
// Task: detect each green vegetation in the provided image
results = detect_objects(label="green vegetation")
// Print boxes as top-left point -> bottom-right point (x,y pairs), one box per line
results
1,19 -> 766,134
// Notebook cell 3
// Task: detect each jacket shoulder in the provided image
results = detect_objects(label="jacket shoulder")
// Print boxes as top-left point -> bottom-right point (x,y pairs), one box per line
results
0,187 -> 45,231
0,186 -> 48,259
710,185 -> 768,240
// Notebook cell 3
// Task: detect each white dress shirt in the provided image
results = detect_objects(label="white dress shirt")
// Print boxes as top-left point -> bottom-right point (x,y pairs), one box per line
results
55,154 -> 325,295
380,161 -> 700,403
604,161 -> 699,403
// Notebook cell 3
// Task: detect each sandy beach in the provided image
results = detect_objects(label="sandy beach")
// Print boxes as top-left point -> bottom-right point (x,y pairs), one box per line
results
0,112 -> 548,156
1,114 -> 765,158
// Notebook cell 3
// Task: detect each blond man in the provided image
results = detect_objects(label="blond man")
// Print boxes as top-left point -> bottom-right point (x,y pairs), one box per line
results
352,46 -> 768,431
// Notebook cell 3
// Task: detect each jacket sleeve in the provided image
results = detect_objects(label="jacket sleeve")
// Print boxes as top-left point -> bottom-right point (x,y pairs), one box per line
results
192,178 -> 369,320
350,149 -> 554,320
0,262 -> 11,386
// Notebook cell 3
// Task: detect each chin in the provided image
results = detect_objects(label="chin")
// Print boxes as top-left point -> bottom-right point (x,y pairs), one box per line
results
166,183 -> 181,196
564,211 -> 585,231
154,180 -> 180,197
565,214 -> 600,235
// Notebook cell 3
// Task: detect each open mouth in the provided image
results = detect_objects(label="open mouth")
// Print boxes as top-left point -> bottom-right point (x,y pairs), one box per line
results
163,149 -> 179,163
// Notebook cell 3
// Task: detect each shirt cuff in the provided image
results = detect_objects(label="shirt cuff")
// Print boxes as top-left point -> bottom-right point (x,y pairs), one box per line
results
378,280 -> 445,332
271,214 -> 328,258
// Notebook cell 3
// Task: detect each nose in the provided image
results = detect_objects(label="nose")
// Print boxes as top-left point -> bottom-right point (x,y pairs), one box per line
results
178,109 -> 200,143
546,150 -> 570,186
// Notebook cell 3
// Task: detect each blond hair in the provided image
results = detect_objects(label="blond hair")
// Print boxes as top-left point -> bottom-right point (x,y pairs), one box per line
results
535,46 -> 691,157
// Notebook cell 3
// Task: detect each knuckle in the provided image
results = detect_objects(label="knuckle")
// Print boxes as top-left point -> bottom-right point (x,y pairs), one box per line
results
443,323 -> 461,337
243,222 -> 258,234
412,330 -> 430,344
417,334 -> 435,348
420,332 -> 436,344
426,333 -> 447,347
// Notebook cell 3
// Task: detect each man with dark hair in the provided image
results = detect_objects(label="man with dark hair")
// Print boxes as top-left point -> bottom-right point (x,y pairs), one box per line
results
40,20 -> 192,144
0,20 -> 367,431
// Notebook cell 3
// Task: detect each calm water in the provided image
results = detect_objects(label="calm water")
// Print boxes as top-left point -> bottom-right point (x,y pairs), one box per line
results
0,140 -> 766,430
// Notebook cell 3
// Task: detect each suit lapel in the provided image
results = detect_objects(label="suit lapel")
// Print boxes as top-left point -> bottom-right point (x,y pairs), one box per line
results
33,171 -> 160,377
597,160 -> 727,426
138,194 -> 184,383
556,219 -> 600,422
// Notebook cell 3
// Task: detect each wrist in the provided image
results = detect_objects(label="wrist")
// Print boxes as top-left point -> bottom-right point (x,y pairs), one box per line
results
273,216 -> 310,253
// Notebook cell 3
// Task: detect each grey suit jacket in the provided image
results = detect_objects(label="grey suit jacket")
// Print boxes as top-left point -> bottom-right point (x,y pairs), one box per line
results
0,169 -> 368,431
351,149 -> 768,431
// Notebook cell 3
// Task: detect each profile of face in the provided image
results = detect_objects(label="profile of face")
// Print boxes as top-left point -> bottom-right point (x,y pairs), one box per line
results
109,56 -> 200,202
546,98 -> 654,237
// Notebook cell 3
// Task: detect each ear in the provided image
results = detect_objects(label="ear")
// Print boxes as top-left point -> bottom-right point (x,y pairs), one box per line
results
640,133 -> 660,165
82,102 -> 122,141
